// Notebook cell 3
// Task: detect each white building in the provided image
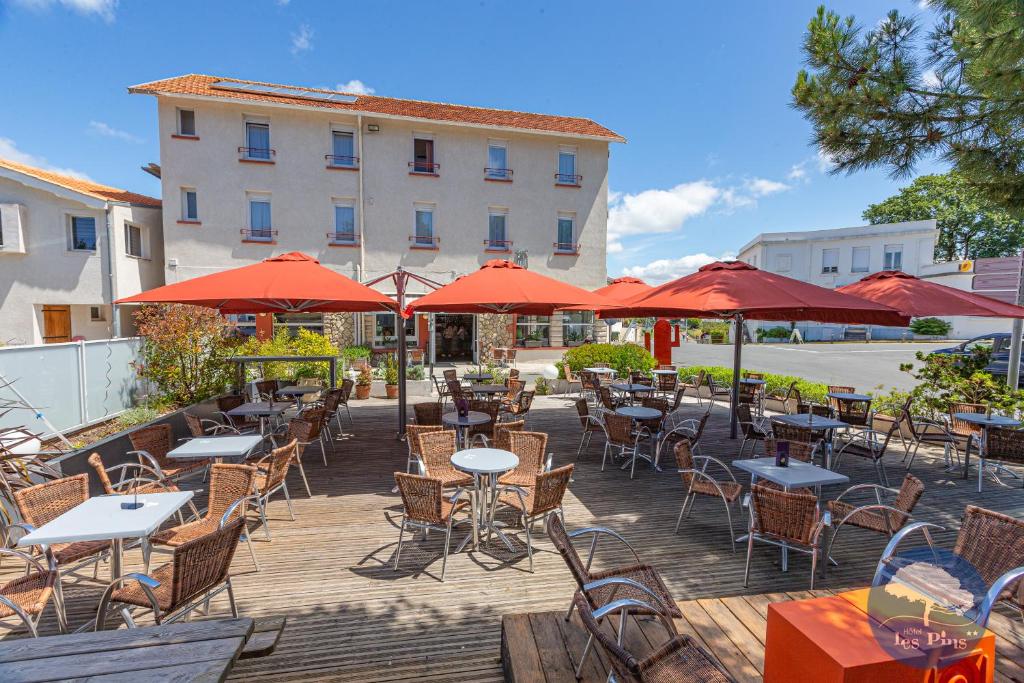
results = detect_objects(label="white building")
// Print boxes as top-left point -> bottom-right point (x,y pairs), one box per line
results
737,219 -> 1011,339
0,158 -> 163,345
128,74 -> 623,361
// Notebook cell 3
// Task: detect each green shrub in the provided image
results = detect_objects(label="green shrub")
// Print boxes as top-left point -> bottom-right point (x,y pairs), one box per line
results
757,326 -> 791,340
562,343 -> 655,377
341,345 -> 372,366
677,365 -> 828,404
114,406 -> 161,430
239,328 -> 340,385
909,317 -> 952,336
534,378 -> 552,395
407,365 -> 426,380
382,354 -> 399,385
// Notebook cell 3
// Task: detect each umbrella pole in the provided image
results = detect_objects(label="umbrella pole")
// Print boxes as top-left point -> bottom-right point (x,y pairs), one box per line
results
729,314 -> 743,439
396,269 -> 408,440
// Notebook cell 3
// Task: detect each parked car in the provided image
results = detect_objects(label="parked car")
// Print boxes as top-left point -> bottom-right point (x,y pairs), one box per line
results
932,333 -> 1011,358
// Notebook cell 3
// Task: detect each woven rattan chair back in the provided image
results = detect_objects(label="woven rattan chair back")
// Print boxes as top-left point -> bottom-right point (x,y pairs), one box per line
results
629,371 -> 650,385
406,425 -> 443,460
953,506 -> 1024,596
674,441 -> 697,489
14,474 -> 89,527
659,364 -> 676,371
797,402 -> 831,417
574,398 -> 590,428
287,416 -> 316,448
598,386 -> 618,411
261,440 -> 296,493
738,382 -> 758,404
468,401 -> 500,436
170,517 -> 245,610
299,408 -> 327,441
771,421 -> 815,445
593,363 -> 610,369
128,424 -> 174,469
658,372 -> 678,393
447,380 -> 467,402
640,397 -> 668,414
836,396 -> 871,426
690,369 -> 706,390
184,412 -> 206,438
493,420 -> 525,451
217,395 -> 245,413
514,390 -> 535,414
394,473 -> 444,526
508,431 -> 547,476
413,402 -> 443,426
605,412 -> 635,447
255,380 -> 277,401
546,514 -> 590,586
87,453 -> 118,495
690,410 -> 711,444
563,364 -> 579,383
827,385 -> 855,413
572,592 -> 640,679
671,387 -> 687,412
339,379 -> 354,404
735,404 -> 762,440
984,426 -> 1024,466
418,430 -> 459,479
506,379 -> 525,398
763,438 -> 814,463
949,402 -> 985,438
529,465 -> 573,516
581,371 -> 601,392
744,372 -> 765,380
320,389 -> 342,414
750,484 -> 818,546
508,368 -> 520,381
888,473 -> 925,529
207,464 -> 257,523
442,369 -> 458,383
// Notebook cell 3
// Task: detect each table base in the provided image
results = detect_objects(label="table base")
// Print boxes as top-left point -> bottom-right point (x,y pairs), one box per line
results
455,472 -> 516,553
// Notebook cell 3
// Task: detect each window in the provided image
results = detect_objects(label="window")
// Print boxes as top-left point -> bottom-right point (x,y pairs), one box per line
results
487,208 -> 508,249
332,202 -> 357,243
247,196 -> 273,240
177,109 -> 196,136
562,311 -> 594,346
274,313 -> 323,337
556,147 -> 578,185
821,248 -> 839,274
412,137 -> 435,173
124,223 -> 143,258
516,316 -> 550,347
884,244 -> 903,270
181,188 -> 198,221
69,216 -> 97,251
413,204 -> 435,246
486,141 -> 510,179
751,255 -> 758,268
245,122 -> 271,160
556,213 -> 576,252
775,254 -> 792,272
373,312 -> 417,348
89,306 -> 104,321
852,246 -> 870,273
330,130 -> 356,167
226,314 -> 257,337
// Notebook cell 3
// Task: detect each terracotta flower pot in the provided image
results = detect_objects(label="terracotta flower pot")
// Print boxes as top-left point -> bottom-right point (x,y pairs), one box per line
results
385,384 -> 399,399
355,384 -> 371,400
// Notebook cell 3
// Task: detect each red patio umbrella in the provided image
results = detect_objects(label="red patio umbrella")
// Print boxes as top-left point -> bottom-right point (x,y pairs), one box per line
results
836,270 -> 1024,319
560,276 -> 653,312
607,261 -> 910,437
116,252 -> 397,313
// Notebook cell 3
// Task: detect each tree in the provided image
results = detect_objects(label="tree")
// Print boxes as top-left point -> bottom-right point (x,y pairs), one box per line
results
793,2 -> 1024,213
862,172 -> 1024,260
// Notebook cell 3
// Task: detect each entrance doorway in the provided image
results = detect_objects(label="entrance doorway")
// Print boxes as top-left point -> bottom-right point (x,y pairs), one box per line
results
434,314 -> 475,362
41,305 -> 71,343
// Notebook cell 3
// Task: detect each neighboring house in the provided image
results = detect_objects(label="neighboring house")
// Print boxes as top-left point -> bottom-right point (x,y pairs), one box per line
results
736,219 -> 1010,339
0,158 -> 163,345
129,74 -> 623,361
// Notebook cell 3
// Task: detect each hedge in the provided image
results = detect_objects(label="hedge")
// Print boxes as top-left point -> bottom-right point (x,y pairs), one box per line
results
677,365 -> 828,403
562,343 -> 655,377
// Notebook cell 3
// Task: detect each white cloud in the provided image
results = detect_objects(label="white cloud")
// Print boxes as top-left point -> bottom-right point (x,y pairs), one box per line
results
0,137 -> 92,180
607,180 -> 720,254
336,79 -> 375,95
922,69 -> 941,88
290,23 -> 313,54
87,120 -> 142,144
817,148 -> 838,172
13,0 -> 116,21
745,177 -> 790,197
787,162 -> 808,182
622,252 -> 734,284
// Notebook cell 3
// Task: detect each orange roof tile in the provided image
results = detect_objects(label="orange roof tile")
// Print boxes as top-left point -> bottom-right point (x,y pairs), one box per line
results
128,74 -> 625,142
0,157 -> 161,208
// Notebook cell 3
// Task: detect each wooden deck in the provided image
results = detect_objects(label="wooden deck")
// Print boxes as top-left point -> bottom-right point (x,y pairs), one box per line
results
501,590 -> 1024,682
2,395 -> 1022,681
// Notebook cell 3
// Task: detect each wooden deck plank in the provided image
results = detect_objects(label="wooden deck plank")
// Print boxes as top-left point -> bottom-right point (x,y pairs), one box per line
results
677,600 -> 762,683
719,595 -> 769,647
697,597 -> 767,673
500,614 -> 543,683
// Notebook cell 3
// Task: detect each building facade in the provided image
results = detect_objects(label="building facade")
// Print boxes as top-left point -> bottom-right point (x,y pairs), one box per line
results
0,159 -> 163,345
737,219 -> 1011,339
130,75 -> 622,361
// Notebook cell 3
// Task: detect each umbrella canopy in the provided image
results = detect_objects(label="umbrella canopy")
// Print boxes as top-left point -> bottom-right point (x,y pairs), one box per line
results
561,276 -> 653,311
837,270 -> 1024,319
404,259 -> 614,317
116,252 -> 397,313
609,261 -> 909,326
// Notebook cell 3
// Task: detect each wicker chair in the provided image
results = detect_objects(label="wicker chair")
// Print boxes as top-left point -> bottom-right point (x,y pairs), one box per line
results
128,424 -> 208,481
639,397 -> 669,436
744,484 -> 829,589
250,439 -> 298,541
491,419 -> 525,452
498,431 -> 549,487
447,380 -> 469,403
679,369 -> 706,407
502,390 -> 535,422
495,465 -> 573,571
416,431 -> 474,489
580,370 -> 601,404
508,368 -> 520,382
271,414 -> 319,497
336,378 -> 355,430
405,425 -> 443,475
674,441 -> 741,550
597,385 -> 623,412
562,363 -> 583,398
825,473 -> 924,571
705,375 -> 732,409
978,426 -> 1024,492
316,388 -> 343,440
14,474 -> 111,584
949,402 -> 985,451
184,411 -> 243,438
0,548 -> 65,636
735,403 -> 769,457
413,402 -> 443,426
826,385 -> 856,415
392,473 -> 471,581
467,400 -> 501,443
572,591 -> 733,683
872,505 -> 1024,628
656,370 -> 678,398
255,379 -> 279,402
150,464 -> 259,571
432,374 -> 452,406
96,517 -> 246,630
595,412 -> 646,474
832,415 -> 901,485
762,438 -> 816,464
574,399 -> 602,458
769,420 -> 824,462
656,408 -> 711,466
547,515 -> 683,678
217,395 -> 258,432
503,378 -> 525,402
898,398 -> 964,470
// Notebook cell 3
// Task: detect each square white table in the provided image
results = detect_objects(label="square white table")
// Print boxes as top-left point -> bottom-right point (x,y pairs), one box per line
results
168,435 -> 263,463
226,401 -> 290,434
772,413 -> 848,468
18,491 -> 195,580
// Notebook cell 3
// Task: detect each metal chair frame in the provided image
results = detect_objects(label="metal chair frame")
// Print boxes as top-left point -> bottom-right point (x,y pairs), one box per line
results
675,451 -> 741,552
743,487 -> 831,590
0,548 -> 66,637
392,475 -> 472,582
824,481 -> 920,574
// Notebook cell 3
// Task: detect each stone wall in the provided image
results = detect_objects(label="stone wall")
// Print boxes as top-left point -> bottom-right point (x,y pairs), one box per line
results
478,313 -> 513,362
324,312 -> 356,350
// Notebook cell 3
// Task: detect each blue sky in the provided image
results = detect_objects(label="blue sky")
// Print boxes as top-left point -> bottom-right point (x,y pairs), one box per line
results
0,0 -> 943,282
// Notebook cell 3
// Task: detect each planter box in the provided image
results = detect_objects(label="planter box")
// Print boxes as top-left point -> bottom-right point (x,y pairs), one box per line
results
369,379 -> 432,398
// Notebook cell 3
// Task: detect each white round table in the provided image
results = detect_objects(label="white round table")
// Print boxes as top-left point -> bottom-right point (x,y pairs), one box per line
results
442,410 -> 492,449
450,448 -> 520,552
616,406 -> 662,421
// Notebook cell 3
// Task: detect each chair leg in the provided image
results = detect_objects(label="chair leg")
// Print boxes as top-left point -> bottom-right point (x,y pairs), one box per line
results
243,520 -> 261,572
674,497 -> 688,534
282,482 -> 296,521
810,548 -> 818,590
978,456 -> 984,493
525,515 -> 534,572
441,522 -> 452,582
743,534 -> 755,587
225,577 -> 239,618
320,434 -> 329,466
576,432 -> 587,459
575,633 -> 595,679
52,577 -> 68,634
295,453 -> 312,497
723,498 -> 736,554
394,519 -> 406,571
600,443 -> 609,472
257,499 -> 272,541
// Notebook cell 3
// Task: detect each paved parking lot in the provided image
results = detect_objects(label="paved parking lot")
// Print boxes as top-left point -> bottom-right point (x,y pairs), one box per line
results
671,341 -> 952,391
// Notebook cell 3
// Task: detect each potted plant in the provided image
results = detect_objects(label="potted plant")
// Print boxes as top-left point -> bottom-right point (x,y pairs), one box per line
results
355,366 -> 372,400
524,331 -> 543,348
383,354 -> 400,399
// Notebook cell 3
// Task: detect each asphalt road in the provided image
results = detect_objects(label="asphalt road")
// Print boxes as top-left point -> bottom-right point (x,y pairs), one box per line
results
671,341 -> 952,392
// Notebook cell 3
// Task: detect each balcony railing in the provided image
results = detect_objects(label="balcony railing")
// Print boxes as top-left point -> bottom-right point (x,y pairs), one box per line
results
238,147 -> 275,161
553,241 -> 579,253
484,167 -> 513,181
409,234 -> 440,248
327,231 -> 360,245
483,239 -> 513,251
409,161 -> 440,175
325,154 -> 359,168
554,172 -> 582,186
240,228 -> 278,241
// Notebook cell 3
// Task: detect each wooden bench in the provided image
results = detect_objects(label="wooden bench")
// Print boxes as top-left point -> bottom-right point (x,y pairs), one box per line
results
241,616 -> 287,660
